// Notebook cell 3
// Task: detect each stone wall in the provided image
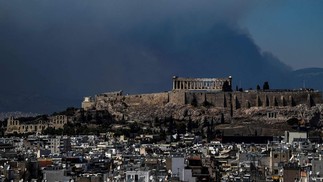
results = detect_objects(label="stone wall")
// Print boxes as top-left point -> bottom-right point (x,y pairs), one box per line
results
169,91 -> 186,105
121,92 -> 169,106
185,92 -> 206,105
168,90 -> 322,109
231,91 -> 322,109
90,90 -> 322,113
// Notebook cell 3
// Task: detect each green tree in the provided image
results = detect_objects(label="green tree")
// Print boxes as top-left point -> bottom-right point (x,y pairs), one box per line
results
191,95 -> 198,107
167,116 -> 174,134
130,122 -> 140,133
177,123 -> 186,134
207,125 -> 212,143
256,84 -> 261,90
222,81 -> 232,91
287,118 -> 299,125
187,118 -> 193,133
220,113 -> 225,124
160,129 -> 166,141
263,81 -> 270,90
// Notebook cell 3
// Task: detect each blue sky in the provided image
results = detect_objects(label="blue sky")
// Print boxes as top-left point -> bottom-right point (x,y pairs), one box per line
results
239,0 -> 323,69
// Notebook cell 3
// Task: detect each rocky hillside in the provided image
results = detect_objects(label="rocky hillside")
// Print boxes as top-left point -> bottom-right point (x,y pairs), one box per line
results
99,95 -> 323,136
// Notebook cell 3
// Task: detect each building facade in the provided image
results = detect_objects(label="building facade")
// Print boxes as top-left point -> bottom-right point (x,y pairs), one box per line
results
5,115 -> 69,135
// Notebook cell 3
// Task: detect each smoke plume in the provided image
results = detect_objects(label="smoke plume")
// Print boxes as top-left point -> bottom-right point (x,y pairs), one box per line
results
0,0 -> 295,113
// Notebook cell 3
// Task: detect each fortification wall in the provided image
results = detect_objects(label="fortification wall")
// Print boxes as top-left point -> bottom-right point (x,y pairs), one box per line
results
169,91 -> 186,105
231,91 -> 322,109
311,92 -> 323,104
185,92 -> 206,105
206,92 -> 230,107
167,90 -> 322,109
92,89 -> 322,112
121,92 -> 169,106
169,91 -> 233,108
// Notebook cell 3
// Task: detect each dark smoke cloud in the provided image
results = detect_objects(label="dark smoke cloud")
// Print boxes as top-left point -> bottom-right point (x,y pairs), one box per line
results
0,0 -> 294,113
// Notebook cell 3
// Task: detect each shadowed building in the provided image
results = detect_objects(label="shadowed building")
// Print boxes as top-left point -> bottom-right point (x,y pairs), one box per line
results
5,115 -> 68,135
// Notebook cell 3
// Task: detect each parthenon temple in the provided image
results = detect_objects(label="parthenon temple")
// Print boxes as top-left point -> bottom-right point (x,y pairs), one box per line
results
172,76 -> 232,91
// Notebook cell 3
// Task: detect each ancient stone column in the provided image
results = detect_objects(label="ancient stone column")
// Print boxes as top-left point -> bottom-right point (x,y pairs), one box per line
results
172,79 -> 175,90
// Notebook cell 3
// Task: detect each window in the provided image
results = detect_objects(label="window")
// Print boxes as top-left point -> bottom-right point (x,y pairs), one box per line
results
274,154 -> 278,158
274,169 -> 278,174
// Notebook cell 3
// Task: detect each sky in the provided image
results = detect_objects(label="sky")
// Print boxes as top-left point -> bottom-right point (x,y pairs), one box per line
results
0,0 -> 323,113
238,0 -> 323,69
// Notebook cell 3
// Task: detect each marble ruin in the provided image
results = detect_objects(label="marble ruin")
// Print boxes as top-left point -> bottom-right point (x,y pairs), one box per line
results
82,76 -> 323,111
6,115 -> 68,135
172,76 -> 232,91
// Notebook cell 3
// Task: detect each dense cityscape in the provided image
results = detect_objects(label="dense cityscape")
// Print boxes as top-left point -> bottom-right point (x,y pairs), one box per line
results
0,76 -> 323,182
1,1 -> 323,182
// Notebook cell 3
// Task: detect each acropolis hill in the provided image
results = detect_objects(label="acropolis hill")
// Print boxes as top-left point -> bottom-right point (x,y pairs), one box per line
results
82,76 -> 323,135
